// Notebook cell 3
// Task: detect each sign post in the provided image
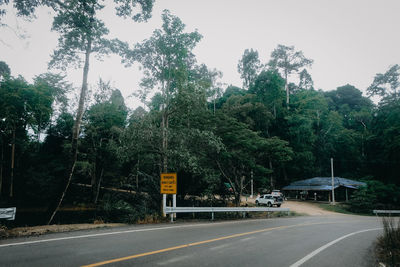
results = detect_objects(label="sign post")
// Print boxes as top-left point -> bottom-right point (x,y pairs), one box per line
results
161,173 -> 177,221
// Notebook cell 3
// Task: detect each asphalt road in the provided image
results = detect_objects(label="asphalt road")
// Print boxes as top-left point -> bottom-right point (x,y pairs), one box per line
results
0,214 -> 382,266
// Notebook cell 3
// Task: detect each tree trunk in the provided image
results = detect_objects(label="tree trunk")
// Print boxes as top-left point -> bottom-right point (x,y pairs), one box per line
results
91,160 -> 97,202
47,38 -> 92,225
283,166 -> 288,184
9,126 -> 15,197
213,97 -> 216,115
162,110 -> 168,173
269,159 -> 274,189
94,168 -> 103,204
136,157 -> 139,190
285,71 -> 289,108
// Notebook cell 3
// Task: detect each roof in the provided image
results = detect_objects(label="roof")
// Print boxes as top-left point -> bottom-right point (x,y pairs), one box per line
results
282,177 -> 366,191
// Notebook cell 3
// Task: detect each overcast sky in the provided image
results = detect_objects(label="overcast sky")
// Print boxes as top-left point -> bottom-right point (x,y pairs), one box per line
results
1,0 -> 400,109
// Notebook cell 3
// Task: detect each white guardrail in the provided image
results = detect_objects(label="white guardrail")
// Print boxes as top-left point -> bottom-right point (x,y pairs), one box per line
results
373,210 -> 400,215
164,206 -> 290,222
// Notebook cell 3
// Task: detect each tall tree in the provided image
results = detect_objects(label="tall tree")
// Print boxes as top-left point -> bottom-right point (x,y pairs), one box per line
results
0,61 -> 10,79
0,76 -> 30,197
46,0 -> 154,225
126,10 -> 202,173
268,44 -> 313,107
298,69 -> 313,90
0,76 -> 53,197
84,88 -> 127,203
368,64 -> 400,99
249,70 -> 285,121
238,48 -> 263,89
30,73 -> 70,143
367,65 -> 400,184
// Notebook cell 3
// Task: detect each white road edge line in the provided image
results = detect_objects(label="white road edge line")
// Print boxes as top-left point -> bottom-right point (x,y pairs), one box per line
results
0,219 -> 266,248
290,227 -> 383,267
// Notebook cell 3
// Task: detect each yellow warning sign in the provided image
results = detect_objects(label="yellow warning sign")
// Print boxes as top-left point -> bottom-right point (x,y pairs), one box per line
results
160,173 -> 177,194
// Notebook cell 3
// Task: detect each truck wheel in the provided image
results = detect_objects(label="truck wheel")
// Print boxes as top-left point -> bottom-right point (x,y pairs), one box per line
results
277,204 -> 281,207
267,202 -> 272,207
255,200 -> 259,206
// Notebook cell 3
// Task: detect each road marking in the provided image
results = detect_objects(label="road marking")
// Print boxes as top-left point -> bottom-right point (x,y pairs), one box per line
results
209,243 -> 232,251
81,222 -> 334,267
157,255 -> 191,265
240,236 -> 256,242
290,228 -> 383,267
0,220 -> 263,248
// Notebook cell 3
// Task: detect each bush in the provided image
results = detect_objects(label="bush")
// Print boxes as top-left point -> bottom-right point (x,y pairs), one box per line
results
348,187 -> 376,213
348,180 -> 400,214
97,193 -> 158,224
376,217 -> 400,266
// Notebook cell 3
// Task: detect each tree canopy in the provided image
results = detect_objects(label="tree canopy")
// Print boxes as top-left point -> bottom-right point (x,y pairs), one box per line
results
1,7 -> 399,224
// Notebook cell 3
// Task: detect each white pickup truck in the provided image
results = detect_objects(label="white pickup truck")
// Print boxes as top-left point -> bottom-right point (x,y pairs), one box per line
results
255,194 -> 283,207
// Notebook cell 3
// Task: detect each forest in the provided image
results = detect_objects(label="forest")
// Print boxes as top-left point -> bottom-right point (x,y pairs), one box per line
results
1,0 -> 400,225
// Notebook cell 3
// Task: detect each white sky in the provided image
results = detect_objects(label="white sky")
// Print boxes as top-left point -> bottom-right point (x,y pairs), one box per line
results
1,0 -> 400,109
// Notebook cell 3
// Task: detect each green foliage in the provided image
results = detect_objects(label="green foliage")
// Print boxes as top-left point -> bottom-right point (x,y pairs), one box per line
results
126,9 -> 202,104
368,96 -> 400,184
269,44 -> 313,75
348,180 -> 400,213
49,0 -> 112,70
238,48 -> 263,89
249,70 -> 285,120
298,69 -> 313,90
268,44 -> 313,105
348,186 -> 377,213
368,64 -> 400,97
0,61 -> 10,78
98,193 -> 157,223
222,94 -> 272,133
113,0 -> 154,22
3,3 -> 400,226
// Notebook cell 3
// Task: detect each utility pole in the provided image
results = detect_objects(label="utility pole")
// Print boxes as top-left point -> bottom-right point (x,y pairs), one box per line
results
250,170 -> 254,198
331,158 -> 335,205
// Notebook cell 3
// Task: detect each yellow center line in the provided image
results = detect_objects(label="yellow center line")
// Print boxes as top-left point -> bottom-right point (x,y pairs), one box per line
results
82,221 -> 337,267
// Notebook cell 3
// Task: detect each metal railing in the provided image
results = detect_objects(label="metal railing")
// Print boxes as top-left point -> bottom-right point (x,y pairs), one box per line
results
164,206 -> 290,222
373,210 -> 400,216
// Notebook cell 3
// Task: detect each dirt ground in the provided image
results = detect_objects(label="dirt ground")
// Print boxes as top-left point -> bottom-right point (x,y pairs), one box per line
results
0,223 -> 125,239
241,196 -> 339,216
280,200 -> 338,215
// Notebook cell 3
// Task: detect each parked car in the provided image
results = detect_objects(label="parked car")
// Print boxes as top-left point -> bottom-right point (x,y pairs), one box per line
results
271,190 -> 283,197
255,194 -> 283,207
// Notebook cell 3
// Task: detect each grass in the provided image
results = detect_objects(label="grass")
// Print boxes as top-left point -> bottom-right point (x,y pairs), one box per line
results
376,217 -> 400,266
248,211 -> 304,219
317,203 -> 362,215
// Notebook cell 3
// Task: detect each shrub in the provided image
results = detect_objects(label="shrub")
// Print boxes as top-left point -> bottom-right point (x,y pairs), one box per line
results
348,180 -> 400,214
97,193 -> 158,224
376,217 -> 400,266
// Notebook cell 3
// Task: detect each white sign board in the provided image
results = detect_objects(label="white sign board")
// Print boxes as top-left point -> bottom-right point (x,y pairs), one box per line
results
0,207 -> 16,220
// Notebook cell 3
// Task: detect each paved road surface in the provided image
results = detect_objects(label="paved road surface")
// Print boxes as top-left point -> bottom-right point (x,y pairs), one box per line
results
0,215 -> 382,266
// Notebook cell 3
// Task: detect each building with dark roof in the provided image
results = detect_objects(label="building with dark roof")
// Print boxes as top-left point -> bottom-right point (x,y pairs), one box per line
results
282,177 -> 366,202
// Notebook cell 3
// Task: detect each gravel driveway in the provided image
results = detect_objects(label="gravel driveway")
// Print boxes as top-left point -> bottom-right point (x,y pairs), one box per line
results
242,196 -> 340,216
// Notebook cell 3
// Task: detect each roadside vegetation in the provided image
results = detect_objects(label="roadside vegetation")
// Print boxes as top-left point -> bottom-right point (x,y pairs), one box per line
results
317,203 -> 356,215
317,180 -> 400,216
376,217 -> 400,266
1,1 -> 400,227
